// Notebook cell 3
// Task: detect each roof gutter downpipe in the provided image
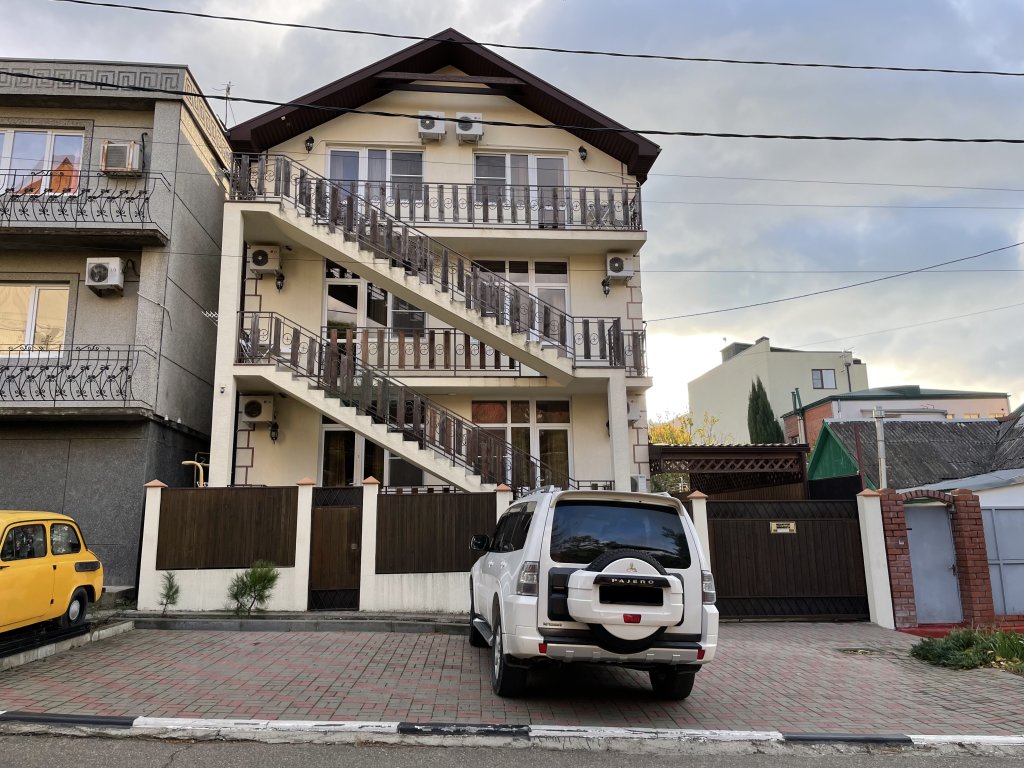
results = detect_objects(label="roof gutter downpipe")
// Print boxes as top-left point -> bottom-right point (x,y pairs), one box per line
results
873,408 -> 888,490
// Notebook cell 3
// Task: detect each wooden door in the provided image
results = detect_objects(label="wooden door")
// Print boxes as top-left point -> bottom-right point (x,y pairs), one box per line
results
309,506 -> 362,610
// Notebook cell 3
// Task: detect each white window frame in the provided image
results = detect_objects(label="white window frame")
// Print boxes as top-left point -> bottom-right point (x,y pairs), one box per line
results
325,147 -> 424,195
470,399 -> 574,486
0,129 -> 85,195
0,283 -> 70,353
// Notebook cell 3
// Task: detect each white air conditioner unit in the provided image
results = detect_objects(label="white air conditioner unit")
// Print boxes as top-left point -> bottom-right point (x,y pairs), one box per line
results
455,112 -> 484,143
240,396 -> 275,423
418,110 -> 447,141
626,397 -> 642,425
606,252 -> 635,282
630,474 -> 649,493
85,257 -> 125,296
100,140 -> 143,176
248,245 -> 281,274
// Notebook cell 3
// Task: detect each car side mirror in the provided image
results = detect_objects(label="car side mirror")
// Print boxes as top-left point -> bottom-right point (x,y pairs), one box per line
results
470,534 -> 490,551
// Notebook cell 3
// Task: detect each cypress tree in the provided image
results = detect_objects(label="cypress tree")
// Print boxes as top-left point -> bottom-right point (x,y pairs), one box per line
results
747,377 -> 784,443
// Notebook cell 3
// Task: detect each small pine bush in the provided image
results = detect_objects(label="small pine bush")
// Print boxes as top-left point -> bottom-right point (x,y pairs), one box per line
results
228,560 -> 280,617
159,571 -> 180,616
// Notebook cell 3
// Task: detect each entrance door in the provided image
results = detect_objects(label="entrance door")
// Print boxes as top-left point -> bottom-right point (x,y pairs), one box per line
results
309,506 -> 362,610
536,157 -> 566,227
906,505 -> 963,623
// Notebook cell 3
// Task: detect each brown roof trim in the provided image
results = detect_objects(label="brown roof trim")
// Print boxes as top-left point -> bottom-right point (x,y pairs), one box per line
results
228,28 -> 661,182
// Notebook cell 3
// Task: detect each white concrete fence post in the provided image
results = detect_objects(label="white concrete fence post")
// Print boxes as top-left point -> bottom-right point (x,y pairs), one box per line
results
495,484 -> 513,522
293,478 -> 315,611
687,491 -> 711,568
856,489 -> 895,630
136,479 -> 167,611
358,477 -> 380,611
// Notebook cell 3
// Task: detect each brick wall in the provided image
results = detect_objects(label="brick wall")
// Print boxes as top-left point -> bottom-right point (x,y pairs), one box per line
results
804,402 -> 836,448
880,489 -> 917,628
950,489 -> 996,625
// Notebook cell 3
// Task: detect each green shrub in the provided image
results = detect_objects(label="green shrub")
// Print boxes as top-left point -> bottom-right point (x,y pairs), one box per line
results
227,560 -> 280,616
911,628 -> 1024,675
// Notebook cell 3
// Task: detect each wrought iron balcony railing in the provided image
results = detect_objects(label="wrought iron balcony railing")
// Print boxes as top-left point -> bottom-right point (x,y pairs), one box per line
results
323,322 -> 646,378
0,169 -> 168,234
0,344 -> 155,406
237,311 -> 577,492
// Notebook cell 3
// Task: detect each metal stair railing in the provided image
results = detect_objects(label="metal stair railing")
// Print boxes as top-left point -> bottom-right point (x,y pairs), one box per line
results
237,311 -> 577,494
230,153 -> 638,368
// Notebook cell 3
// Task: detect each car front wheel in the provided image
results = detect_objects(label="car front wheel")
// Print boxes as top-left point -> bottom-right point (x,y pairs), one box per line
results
490,614 -> 527,697
649,667 -> 696,700
60,588 -> 88,629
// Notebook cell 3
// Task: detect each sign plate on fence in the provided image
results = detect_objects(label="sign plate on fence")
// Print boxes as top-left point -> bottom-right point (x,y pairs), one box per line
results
770,521 -> 797,534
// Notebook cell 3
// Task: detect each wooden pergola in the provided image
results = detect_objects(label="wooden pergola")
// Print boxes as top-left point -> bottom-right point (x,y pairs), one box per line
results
649,444 -> 810,498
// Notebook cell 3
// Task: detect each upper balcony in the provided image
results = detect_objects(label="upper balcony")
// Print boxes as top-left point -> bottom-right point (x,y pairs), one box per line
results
228,154 -> 643,237
0,169 -> 170,247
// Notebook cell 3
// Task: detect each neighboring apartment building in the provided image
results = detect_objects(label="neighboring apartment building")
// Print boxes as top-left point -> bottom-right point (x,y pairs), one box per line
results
783,385 -> 1012,448
687,336 -> 868,443
207,29 -> 659,493
0,59 -> 228,585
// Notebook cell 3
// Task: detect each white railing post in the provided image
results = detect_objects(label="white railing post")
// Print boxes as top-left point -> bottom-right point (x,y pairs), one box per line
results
293,477 -> 315,611
688,491 -> 711,568
857,489 -> 895,629
358,477 -> 380,611
136,479 -> 167,611
495,484 -> 513,522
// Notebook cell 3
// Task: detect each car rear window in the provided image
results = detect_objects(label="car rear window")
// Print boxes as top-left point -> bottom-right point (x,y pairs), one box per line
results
549,500 -> 692,569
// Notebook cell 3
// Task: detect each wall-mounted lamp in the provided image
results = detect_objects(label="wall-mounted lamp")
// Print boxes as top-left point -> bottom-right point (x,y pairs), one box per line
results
578,146 -> 588,162
304,136 -> 315,153
601,277 -> 611,297
269,421 -> 280,443
275,271 -> 285,291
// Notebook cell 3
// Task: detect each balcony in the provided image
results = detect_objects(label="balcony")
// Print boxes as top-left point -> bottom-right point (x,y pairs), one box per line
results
0,170 -> 170,246
229,154 -> 642,232
0,345 -> 155,409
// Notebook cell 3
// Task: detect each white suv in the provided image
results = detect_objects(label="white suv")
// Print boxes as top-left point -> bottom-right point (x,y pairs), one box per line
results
469,488 -> 718,699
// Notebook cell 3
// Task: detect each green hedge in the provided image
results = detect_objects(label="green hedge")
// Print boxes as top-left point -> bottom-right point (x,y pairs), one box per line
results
911,629 -> 1024,674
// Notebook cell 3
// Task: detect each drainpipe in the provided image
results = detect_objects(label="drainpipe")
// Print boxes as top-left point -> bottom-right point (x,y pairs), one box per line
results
873,408 -> 887,489
792,388 -> 806,444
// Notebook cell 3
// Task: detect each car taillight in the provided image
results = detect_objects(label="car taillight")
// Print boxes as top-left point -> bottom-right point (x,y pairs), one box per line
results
515,561 -> 539,596
701,570 -> 716,605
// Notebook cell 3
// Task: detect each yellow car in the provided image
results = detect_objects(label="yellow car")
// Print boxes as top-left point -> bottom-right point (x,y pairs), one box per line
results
0,511 -> 103,633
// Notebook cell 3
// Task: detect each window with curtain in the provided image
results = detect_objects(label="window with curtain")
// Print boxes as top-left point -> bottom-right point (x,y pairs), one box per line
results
390,151 -> 422,203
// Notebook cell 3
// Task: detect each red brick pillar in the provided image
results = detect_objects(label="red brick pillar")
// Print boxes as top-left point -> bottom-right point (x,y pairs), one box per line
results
880,489 -> 917,628
950,489 -> 995,626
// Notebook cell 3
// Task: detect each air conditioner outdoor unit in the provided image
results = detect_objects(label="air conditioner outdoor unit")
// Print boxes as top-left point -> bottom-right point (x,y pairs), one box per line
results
240,396 -> 275,423
418,111 -> 447,141
626,397 -> 642,425
100,140 -> 143,176
455,112 -> 484,143
606,252 -> 635,282
630,474 -> 649,493
248,245 -> 281,274
85,257 -> 125,296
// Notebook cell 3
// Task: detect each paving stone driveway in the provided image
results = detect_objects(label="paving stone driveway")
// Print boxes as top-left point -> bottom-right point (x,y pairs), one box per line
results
0,622 -> 1022,735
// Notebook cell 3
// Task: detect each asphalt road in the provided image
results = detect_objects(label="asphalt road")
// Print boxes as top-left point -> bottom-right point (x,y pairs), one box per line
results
0,736 -> 1021,768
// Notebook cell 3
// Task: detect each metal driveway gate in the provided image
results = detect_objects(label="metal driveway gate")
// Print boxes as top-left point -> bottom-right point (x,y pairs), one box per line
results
707,500 -> 868,619
983,507 -> 1024,615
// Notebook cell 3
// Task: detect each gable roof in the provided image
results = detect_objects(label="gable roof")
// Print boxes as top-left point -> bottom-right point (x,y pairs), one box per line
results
815,420 -> 1001,489
227,28 -> 661,182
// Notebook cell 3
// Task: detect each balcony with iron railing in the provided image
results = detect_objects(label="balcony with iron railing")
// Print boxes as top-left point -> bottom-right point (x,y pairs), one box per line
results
229,154 -> 642,232
0,344 -> 156,408
0,169 -> 170,245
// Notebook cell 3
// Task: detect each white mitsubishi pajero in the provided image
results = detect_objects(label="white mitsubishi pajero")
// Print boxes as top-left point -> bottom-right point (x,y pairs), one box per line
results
469,488 -> 718,699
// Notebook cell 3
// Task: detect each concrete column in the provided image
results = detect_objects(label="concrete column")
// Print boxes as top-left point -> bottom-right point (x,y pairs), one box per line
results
605,370 -> 631,491
358,477 -> 380,611
208,206 -> 246,486
687,491 -> 711,567
292,478 -> 315,611
856,489 -> 895,630
135,479 -> 167,611
495,484 -> 513,522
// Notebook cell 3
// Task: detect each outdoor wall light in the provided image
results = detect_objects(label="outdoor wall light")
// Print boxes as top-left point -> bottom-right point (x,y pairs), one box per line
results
601,277 -> 611,296
275,271 -> 285,291
578,146 -> 588,162
269,421 -> 280,443
304,136 -> 315,153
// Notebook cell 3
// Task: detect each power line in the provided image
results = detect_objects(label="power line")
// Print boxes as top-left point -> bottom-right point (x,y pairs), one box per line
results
647,240 -> 1024,321
792,300 -> 1024,347
8,69 -> 1024,145
50,0 -> 1024,79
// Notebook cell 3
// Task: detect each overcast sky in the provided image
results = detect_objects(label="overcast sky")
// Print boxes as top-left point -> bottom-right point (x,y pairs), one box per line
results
5,0 -> 1023,419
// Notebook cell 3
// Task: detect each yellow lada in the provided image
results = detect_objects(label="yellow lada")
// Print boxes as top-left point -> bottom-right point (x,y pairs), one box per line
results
0,511 -> 103,633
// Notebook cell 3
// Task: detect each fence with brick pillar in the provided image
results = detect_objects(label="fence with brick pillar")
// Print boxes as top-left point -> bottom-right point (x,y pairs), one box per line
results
950,489 -> 996,625
879,489 -> 917,628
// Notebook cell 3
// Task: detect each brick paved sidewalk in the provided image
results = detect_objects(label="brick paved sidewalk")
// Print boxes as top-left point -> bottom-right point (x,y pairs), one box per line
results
0,622 -> 1021,735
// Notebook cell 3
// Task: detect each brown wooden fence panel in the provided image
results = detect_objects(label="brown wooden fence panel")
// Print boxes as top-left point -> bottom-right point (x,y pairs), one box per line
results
707,500 -> 867,619
156,487 -> 298,569
376,492 -> 495,574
